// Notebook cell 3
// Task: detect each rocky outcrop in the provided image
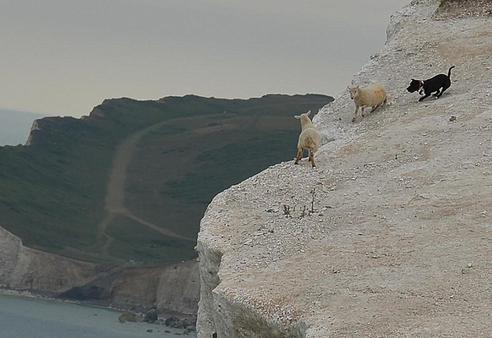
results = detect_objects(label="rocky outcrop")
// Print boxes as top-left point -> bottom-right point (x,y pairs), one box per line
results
109,260 -> 200,316
0,226 -> 96,293
197,1 -> 492,337
25,120 -> 40,145
55,261 -> 200,318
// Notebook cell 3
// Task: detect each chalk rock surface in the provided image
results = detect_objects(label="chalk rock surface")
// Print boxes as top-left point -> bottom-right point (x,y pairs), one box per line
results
197,0 -> 492,337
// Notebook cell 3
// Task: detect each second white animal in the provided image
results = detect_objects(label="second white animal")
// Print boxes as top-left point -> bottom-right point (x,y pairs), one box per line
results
348,83 -> 387,122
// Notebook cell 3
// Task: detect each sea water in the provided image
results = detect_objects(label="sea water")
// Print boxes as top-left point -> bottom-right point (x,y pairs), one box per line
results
0,294 -> 195,338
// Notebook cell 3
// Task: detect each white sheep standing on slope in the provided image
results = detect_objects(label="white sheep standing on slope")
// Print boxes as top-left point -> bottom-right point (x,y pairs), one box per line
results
348,83 -> 387,122
294,111 -> 321,168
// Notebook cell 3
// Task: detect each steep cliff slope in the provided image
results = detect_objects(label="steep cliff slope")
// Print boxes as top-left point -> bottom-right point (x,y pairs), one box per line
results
197,1 -> 492,337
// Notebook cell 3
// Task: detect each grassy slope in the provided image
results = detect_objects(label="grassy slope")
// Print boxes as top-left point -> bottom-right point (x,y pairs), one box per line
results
0,94 -> 332,264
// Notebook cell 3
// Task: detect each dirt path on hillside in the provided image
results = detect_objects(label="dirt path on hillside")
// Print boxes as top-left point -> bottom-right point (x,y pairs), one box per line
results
97,120 -> 195,254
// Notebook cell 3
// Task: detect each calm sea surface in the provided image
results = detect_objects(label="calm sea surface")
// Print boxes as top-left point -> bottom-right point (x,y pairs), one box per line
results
0,294 -> 195,338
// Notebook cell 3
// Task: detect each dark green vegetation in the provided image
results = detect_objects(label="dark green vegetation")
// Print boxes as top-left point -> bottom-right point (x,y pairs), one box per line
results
0,94 -> 332,264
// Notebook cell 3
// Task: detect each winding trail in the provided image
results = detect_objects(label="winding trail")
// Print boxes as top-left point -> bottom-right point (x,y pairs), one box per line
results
97,120 -> 194,254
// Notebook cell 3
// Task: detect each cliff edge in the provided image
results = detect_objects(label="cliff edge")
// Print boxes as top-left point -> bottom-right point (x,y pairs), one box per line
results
196,1 -> 492,337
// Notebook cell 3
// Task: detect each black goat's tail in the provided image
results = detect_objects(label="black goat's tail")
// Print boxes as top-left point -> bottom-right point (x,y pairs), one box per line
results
448,66 -> 455,79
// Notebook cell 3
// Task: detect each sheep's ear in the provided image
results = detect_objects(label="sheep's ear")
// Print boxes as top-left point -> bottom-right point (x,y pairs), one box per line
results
307,110 -> 312,116
294,115 -> 301,119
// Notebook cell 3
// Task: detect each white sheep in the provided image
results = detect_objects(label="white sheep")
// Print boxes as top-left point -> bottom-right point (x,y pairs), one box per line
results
348,83 -> 387,122
294,111 -> 321,168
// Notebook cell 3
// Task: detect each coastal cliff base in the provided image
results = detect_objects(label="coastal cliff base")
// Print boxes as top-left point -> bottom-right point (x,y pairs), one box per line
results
0,226 -> 199,322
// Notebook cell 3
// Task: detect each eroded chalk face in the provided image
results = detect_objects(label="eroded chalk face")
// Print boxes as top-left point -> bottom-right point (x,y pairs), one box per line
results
407,79 -> 421,93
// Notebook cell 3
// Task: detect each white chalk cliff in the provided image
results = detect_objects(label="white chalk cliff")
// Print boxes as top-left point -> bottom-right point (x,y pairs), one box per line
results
0,226 -> 96,293
196,0 -> 492,337
0,225 -> 199,317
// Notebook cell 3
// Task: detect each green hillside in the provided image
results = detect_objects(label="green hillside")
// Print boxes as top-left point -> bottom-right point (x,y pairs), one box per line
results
0,94 -> 332,264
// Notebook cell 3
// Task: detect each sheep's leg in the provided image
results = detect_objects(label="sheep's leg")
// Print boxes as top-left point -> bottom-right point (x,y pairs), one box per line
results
309,150 -> 316,168
360,106 -> 365,117
352,105 -> 360,122
370,104 -> 380,113
294,148 -> 303,165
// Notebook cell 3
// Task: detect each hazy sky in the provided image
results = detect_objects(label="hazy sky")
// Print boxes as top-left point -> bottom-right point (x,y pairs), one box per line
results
0,0 -> 408,117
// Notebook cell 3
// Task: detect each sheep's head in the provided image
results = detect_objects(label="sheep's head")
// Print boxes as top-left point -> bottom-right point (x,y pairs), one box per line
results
294,111 -> 313,129
294,110 -> 312,121
348,86 -> 360,100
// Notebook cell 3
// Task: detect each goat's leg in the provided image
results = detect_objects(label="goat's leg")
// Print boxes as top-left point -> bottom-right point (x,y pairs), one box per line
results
309,150 -> 316,168
294,148 -> 303,164
352,105 -> 360,122
360,106 -> 366,117
370,104 -> 380,113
